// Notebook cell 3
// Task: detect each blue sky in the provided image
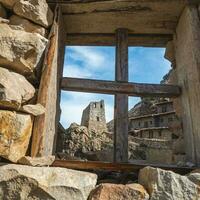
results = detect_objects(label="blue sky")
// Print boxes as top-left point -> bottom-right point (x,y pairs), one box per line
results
60,46 -> 171,128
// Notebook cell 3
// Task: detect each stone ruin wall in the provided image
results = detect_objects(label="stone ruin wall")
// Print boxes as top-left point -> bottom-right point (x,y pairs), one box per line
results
81,100 -> 107,133
0,0 -> 54,163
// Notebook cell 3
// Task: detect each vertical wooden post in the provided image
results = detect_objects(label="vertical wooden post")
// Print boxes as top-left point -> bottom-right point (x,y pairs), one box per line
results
114,28 -> 129,163
31,6 -> 65,157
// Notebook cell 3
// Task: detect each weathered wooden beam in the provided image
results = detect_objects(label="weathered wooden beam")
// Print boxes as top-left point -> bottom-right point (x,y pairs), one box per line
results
114,29 -> 129,163
65,33 -> 172,47
52,160 -> 196,175
31,6 -> 65,157
61,77 -> 181,97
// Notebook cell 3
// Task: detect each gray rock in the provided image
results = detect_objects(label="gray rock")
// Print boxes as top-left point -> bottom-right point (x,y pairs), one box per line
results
0,110 -> 33,162
9,15 -> 48,37
187,172 -> 200,186
1,164 -> 97,200
0,67 -> 35,109
13,0 -> 53,28
0,169 -> 55,200
0,3 -> 6,18
138,167 -> 200,200
0,23 -> 48,76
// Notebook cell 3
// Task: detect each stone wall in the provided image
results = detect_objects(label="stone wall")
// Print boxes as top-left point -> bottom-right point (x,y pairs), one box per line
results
0,0 -> 53,162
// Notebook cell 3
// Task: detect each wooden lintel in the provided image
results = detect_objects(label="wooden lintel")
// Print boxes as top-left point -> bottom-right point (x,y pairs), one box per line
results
65,33 -> 172,47
61,77 -> 181,97
52,160 -> 196,175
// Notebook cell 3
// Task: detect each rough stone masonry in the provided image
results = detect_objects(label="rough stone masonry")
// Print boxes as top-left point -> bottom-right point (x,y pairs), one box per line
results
0,0 -> 52,162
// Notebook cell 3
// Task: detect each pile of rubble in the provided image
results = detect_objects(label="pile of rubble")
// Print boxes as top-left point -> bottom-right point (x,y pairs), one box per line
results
57,123 -> 113,161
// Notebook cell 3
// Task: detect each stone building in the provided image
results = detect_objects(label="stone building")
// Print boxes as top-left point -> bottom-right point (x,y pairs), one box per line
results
128,100 -> 184,164
81,100 -> 107,133
129,101 -> 178,138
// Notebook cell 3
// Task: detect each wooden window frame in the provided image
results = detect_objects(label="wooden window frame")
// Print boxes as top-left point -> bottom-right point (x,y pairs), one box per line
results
61,29 -> 181,163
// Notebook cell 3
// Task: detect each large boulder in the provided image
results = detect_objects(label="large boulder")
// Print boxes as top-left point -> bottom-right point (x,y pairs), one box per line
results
0,0 -> 17,9
0,3 -> 6,18
138,167 -> 200,200
0,67 -> 35,109
0,164 -> 97,200
88,183 -> 149,200
9,15 -> 47,37
13,0 -> 53,28
0,110 -> 33,162
0,23 -> 48,76
0,169 -> 55,200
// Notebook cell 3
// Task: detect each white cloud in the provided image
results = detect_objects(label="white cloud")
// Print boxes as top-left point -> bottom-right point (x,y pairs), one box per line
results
63,64 -> 92,78
68,46 -> 106,69
63,46 -> 115,80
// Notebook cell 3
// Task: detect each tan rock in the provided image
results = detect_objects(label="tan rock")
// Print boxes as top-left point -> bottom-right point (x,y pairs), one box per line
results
14,0 -> 53,28
18,156 -> 55,166
139,167 -> 200,200
0,67 -> 35,109
0,23 -> 48,76
9,15 -> 48,37
0,3 -> 6,18
0,0 -> 17,9
1,164 -> 97,200
0,110 -> 33,162
89,183 -> 149,200
21,103 -> 45,116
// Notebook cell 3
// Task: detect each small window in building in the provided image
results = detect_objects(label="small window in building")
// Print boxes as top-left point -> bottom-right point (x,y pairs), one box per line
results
160,118 -> 164,123
159,130 -> 162,137
150,121 -> 152,125
96,116 -> 100,121
162,106 -> 167,113
149,130 -> 153,138
140,132 -> 142,138
144,121 -> 148,128
168,117 -> 173,122
138,122 -> 141,127
94,103 -> 97,108
100,103 -> 103,108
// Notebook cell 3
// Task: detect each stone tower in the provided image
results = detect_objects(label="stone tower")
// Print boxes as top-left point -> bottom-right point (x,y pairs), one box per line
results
81,100 -> 107,132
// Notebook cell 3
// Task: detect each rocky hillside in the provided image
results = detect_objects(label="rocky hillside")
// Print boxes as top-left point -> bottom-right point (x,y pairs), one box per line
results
57,123 -> 113,161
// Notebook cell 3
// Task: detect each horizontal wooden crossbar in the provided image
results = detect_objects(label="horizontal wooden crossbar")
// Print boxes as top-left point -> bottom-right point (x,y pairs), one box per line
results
52,160 -> 195,175
65,33 -> 172,47
61,77 -> 181,97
